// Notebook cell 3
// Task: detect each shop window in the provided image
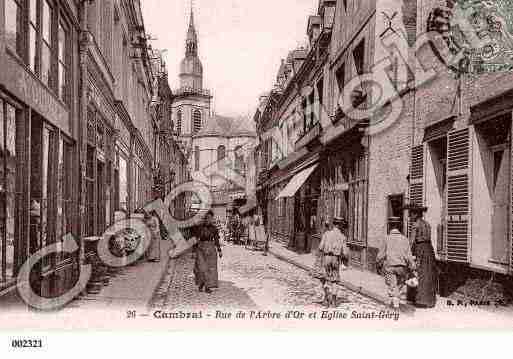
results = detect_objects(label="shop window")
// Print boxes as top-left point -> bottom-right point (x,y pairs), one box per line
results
0,100 -> 19,285
55,137 -> 74,260
84,145 -> 95,236
29,115 -> 61,272
133,164 -> 139,209
5,0 -> 24,57
118,153 -> 128,211
387,194 -> 405,234
277,198 -> 286,217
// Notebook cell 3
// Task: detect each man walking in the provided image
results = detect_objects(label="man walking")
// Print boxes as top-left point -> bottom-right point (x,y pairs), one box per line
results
377,218 -> 416,309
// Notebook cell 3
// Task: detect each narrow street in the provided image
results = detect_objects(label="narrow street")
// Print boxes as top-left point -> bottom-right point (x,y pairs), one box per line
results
150,244 -> 385,312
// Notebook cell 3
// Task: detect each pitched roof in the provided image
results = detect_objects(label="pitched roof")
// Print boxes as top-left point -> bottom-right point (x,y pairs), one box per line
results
194,114 -> 256,138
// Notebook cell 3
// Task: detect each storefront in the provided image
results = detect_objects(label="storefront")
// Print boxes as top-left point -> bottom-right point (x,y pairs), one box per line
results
268,152 -> 321,254
318,129 -> 368,267
0,0 -> 80,301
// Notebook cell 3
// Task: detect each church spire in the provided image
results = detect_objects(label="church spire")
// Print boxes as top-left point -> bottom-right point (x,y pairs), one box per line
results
186,1 -> 198,56
180,0 -> 203,89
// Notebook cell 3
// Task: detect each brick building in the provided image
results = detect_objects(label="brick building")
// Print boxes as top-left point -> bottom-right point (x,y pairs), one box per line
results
255,0 -> 513,296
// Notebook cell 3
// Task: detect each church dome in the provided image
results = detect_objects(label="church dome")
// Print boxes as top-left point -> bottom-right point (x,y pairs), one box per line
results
180,56 -> 203,77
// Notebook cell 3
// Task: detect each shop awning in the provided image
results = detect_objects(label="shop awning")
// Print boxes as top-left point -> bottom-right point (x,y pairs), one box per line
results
275,164 -> 318,199
240,197 -> 257,215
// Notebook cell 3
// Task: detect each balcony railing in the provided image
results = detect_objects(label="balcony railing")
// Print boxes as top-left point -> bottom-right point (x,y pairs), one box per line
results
173,87 -> 211,97
295,122 -> 321,151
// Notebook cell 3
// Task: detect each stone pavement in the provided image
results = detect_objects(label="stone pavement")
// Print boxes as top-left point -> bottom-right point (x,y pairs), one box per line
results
64,240 -> 175,311
150,243 -> 386,312
268,241 -> 513,321
268,241 -> 410,310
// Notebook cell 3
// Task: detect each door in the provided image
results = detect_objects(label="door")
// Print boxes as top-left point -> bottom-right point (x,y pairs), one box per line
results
491,144 -> 510,263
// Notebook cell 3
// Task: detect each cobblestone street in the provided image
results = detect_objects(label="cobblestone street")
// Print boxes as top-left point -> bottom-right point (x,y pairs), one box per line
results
151,244 -> 385,312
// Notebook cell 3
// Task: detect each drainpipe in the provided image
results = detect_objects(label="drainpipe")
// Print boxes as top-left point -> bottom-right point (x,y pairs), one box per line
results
78,0 -> 91,265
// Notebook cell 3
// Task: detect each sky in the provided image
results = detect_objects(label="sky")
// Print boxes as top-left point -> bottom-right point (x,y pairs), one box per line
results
141,0 -> 318,118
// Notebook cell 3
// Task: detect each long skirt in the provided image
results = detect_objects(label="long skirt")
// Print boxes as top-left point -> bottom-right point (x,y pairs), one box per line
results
412,242 -> 437,307
146,233 -> 161,261
194,241 -> 219,289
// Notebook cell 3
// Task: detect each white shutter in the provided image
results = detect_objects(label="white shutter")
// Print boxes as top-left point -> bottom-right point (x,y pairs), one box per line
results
446,128 -> 472,263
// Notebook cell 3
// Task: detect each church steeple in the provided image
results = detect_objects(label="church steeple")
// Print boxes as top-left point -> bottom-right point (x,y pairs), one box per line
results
186,3 -> 198,57
180,1 -> 203,89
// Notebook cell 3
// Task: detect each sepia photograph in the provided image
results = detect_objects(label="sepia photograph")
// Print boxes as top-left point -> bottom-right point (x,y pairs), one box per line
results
0,0 -> 513,341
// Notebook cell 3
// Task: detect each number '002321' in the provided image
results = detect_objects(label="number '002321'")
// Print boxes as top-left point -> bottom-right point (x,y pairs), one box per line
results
11,339 -> 43,348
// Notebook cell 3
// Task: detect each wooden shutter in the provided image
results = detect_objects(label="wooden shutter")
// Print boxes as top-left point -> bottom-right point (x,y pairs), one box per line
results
446,128 -> 472,263
510,121 -> 513,274
409,145 -> 424,238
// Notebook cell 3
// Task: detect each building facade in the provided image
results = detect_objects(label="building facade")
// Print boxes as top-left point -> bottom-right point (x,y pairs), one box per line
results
255,0 -> 513,297
0,0 -> 189,306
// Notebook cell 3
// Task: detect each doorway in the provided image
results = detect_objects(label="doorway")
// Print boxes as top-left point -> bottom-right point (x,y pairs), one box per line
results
475,116 -> 511,264
427,136 -> 448,254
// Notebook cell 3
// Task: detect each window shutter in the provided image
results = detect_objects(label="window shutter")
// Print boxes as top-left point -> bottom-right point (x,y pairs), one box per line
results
510,123 -> 513,274
408,145 -> 424,238
446,128 -> 472,263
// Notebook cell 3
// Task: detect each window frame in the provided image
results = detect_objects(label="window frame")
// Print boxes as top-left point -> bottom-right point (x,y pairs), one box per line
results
0,98 -> 21,287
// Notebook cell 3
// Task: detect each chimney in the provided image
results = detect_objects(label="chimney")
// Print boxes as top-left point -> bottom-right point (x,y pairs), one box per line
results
402,0 -> 417,47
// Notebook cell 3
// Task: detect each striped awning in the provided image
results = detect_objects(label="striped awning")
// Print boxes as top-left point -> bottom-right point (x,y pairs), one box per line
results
275,164 -> 318,199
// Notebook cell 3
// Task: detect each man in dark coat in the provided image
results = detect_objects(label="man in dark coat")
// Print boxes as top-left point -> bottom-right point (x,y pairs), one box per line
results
407,205 -> 437,308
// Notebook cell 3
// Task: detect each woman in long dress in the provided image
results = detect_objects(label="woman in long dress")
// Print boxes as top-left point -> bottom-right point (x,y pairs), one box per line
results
409,206 -> 437,308
194,210 -> 222,293
145,212 -> 161,262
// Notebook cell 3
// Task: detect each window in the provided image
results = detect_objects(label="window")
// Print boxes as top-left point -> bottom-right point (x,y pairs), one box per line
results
5,0 -> 24,57
102,0 -> 112,66
194,146 -> 200,171
277,198 -> 286,217
133,164 -> 139,209
41,0 -> 53,86
0,99 -> 19,285
85,145 -> 95,236
58,19 -> 69,101
56,137 -> 74,259
29,0 -> 38,72
29,115 -> 56,261
351,40 -> 366,108
353,40 -> 365,75
176,110 -> 182,135
118,153 -> 128,211
217,145 -> 226,169
234,145 -> 244,174
11,0 -> 71,100
193,110 -> 202,133
387,194 -> 405,234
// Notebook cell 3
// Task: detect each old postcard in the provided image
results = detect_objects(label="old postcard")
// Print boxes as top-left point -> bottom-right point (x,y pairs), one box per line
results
0,0 -> 512,333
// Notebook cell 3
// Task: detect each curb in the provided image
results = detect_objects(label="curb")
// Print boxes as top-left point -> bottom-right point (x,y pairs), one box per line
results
268,247 -> 416,314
